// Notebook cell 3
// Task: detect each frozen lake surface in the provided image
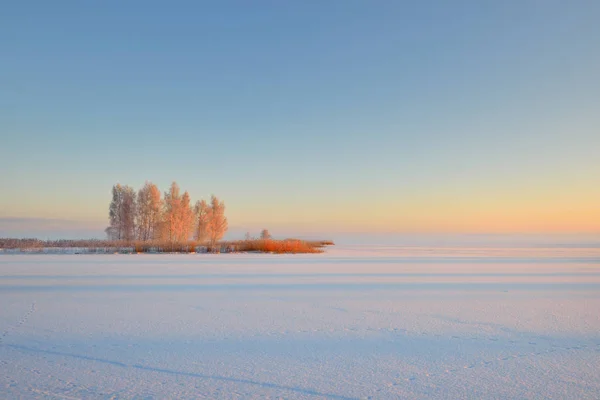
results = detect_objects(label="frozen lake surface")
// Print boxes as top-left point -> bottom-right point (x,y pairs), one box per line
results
1,245 -> 600,399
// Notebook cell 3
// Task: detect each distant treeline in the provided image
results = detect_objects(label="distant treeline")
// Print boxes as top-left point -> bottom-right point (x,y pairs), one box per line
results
0,238 -> 334,254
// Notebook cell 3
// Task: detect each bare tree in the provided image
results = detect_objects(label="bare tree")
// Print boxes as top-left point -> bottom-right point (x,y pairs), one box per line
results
207,195 -> 228,248
194,199 -> 210,243
136,182 -> 162,241
260,229 -> 272,240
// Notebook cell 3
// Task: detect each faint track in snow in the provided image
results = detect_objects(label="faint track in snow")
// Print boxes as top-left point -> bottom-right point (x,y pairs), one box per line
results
0,302 -> 36,345
7,344 -> 359,400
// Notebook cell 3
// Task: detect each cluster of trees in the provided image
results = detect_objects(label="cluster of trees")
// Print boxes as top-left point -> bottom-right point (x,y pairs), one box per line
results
106,182 -> 228,246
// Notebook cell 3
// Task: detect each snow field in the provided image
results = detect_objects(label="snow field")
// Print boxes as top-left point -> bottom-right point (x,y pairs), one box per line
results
1,245 -> 599,399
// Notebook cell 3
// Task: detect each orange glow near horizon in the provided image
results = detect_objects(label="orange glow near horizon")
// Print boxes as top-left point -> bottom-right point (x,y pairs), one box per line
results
2,179 -> 599,235
226,187 -> 600,234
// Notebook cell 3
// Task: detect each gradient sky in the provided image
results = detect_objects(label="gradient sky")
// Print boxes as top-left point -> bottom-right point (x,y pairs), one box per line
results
1,1 -> 599,238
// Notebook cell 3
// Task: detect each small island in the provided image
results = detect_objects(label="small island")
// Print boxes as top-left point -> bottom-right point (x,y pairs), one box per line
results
1,181 -> 334,254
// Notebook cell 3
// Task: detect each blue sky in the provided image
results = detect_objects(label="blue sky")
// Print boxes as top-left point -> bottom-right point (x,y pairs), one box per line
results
1,1 -> 599,238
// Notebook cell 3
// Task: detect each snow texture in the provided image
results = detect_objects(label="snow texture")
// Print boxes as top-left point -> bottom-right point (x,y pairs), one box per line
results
1,245 -> 600,399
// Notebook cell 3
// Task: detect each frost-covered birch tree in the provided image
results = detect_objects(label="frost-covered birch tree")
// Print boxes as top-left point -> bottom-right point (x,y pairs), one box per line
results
207,195 -> 228,248
162,182 -> 181,243
121,186 -> 137,241
179,191 -> 195,242
194,199 -> 210,243
136,182 -> 162,241
106,184 -> 124,240
108,182 -> 227,246
106,184 -> 136,241
162,183 -> 195,243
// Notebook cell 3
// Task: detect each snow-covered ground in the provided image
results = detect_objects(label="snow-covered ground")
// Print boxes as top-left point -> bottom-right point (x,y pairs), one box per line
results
1,245 -> 599,399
